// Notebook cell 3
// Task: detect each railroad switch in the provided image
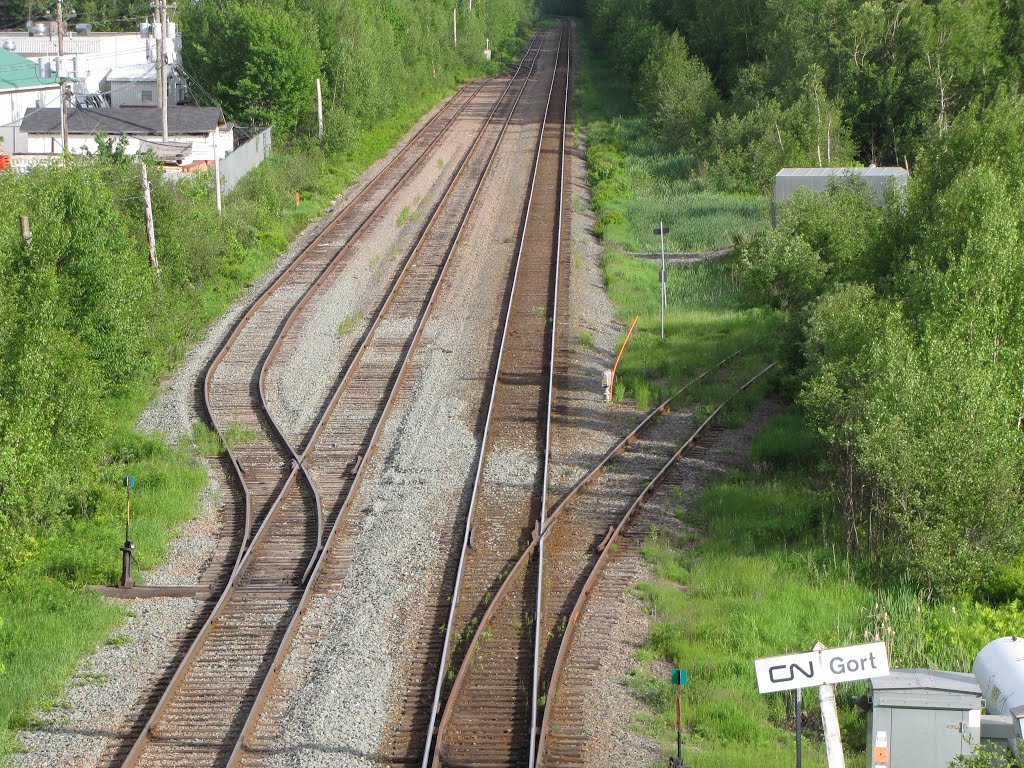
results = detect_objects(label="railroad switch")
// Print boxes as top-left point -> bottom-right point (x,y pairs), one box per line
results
119,539 -> 137,589
668,758 -> 690,768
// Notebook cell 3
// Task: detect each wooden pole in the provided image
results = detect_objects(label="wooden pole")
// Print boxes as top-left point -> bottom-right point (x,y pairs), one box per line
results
141,163 -> 160,273
813,643 -> 846,768
20,216 -> 31,248
56,0 -> 68,151
155,0 -> 168,142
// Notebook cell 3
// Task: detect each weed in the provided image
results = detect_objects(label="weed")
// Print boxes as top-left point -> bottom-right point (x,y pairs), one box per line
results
397,205 -> 420,227
337,311 -> 365,336
580,331 -> 594,350
190,422 -> 224,456
107,634 -> 131,647
223,422 -> 262,448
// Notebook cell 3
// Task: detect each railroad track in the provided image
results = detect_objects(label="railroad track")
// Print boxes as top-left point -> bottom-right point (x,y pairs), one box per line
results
113,33 -> 548,768
422,19 -> 572,768
536,362 -> 776,766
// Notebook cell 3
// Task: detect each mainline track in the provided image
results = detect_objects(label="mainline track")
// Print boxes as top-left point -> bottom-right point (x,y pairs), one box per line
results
116,38 -> 544,768
424,19 -> 572,768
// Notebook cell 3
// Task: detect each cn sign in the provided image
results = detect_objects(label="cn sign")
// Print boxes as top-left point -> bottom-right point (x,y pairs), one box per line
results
754,641 -> 889,693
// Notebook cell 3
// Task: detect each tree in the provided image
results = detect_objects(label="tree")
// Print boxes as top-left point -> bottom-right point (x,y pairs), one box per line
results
637,32 -> 719,151
180,1 -> 322,134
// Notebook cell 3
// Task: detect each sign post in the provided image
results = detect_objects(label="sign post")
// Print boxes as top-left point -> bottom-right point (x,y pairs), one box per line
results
120,475 -> 136,588
795,686 -> 802,768
653,224 -> 669,338
670,668 -> 688,767
755,641 -> 888,768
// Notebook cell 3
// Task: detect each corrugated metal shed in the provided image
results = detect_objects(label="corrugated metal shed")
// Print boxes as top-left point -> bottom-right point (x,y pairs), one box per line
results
105,64 -> 158,108
774,166 -> 908,206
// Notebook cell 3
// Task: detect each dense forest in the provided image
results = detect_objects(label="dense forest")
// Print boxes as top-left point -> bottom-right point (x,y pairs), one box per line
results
552,0 -> 1023,191
561,0 -> 1024,600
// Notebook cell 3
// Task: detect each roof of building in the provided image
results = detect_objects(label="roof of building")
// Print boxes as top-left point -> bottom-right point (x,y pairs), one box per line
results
0,47 -> 59,90
776,167 -> 909,179
21,106 -> 226,135
105,64 -> 156,83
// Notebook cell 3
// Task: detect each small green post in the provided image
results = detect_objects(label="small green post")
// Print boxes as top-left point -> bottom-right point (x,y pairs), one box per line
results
671,668 -> 687,764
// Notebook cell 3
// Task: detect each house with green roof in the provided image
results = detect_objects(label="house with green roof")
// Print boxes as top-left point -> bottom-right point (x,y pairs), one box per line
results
0,46 -> 61,155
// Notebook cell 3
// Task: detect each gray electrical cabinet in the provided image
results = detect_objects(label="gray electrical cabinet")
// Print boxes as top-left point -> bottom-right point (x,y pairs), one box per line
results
867,669 -> 982,768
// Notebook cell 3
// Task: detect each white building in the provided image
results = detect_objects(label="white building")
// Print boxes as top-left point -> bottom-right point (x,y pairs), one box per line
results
0,22 -> 184,108
19,105 -> 231,168
0,46 -> 61,153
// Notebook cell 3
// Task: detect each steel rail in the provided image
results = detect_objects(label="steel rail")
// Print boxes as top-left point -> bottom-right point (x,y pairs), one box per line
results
430,351 -> 738,768
225,36 -> 546,766
531,22 -> 572,764
535,362 -> 777,766
424,20 -> 570,768
119,47 -> 540,768
199,77 -> 487,571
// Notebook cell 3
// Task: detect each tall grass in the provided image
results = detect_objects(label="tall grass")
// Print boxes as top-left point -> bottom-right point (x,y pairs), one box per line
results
635,412 -> 1024,766
601,248 -> 781,410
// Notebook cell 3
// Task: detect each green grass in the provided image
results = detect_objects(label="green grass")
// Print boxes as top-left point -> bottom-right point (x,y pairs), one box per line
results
633,412 -> 1024,766
397,205 -> 421,228
0,82 -> 468,763
222,422 -> 263,449
0,424 -> 206,756
602,247 -> 781,410
337,311 -> 365,336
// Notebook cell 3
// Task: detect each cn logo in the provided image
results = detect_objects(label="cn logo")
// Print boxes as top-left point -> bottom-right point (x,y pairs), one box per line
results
768,661 -> 815,684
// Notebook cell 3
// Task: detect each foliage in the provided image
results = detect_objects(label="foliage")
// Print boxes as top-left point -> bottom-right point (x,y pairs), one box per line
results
578,0 -> 1022,185
736,95 -> 1024,599
180,2 -> 322,134
179,0 -> 536,140
949,743 -> 1023,768
636,32 -> 719,151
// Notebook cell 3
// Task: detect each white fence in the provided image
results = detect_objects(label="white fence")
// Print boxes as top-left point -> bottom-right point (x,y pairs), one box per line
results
220,126 -> 271,194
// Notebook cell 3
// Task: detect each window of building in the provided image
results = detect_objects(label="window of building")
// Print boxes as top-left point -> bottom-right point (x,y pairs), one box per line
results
141,90 -> 154,103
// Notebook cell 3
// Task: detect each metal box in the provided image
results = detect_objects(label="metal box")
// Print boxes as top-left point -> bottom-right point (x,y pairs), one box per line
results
867,669 -> 982,768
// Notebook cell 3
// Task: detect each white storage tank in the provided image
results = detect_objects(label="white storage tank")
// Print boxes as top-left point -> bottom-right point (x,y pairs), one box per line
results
973,636 -> 1024,757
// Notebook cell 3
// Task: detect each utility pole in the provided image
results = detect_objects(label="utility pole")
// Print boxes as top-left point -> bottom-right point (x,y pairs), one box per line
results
55,0 -> 68,151
315,77 -> 323,143
141,163 -> 160,273
154,0 -> 168,142
213,123 -> 222,215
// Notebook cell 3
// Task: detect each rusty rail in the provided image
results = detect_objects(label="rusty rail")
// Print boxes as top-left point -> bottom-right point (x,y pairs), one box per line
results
535,362 -> 777,766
